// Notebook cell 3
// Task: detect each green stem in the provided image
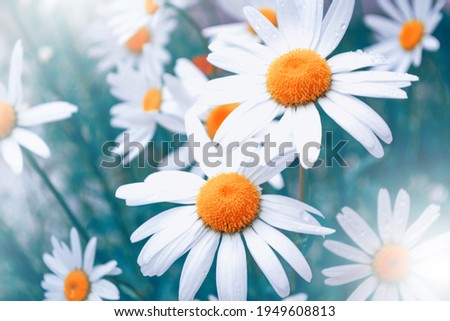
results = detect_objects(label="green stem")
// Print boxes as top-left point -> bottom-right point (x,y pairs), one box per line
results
24,151 -> 89,242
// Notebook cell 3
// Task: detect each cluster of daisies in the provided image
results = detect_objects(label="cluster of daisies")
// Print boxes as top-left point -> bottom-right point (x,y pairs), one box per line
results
1,0 -> 448,301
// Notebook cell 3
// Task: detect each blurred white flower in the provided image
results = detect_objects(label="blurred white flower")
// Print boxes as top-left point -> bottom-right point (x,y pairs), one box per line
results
0,40 -> 77,174
88,7 -> 176,72
107,51 -> 189,164
37,46 -> 54,63
365,0 -> 445,72
116,136 -> 334,301
323,188 -> 450,301
200,0 -> 418,168
206,292 -> 307,301
41,228 -> 122,301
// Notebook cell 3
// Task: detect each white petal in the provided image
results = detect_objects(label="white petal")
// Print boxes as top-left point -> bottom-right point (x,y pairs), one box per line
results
377,188 -> 393,243
18,102 -> 78,127
297,0 -> 323,49
323,264 -> 372,286
377,0 -> 407,23
261,194 -> 323,217
316,0 -> 355,57
116,171 -> 205,206
12,128 -> 50,159
89,261 -> 118,282
8,40 -> 23,106
337,207 -> 381,255
328,51 -> 388,73
276,0 -> 301,49
83,237 -> 97,274
91,280 -> 120,300
1,137 -> 23,174
207,46 -> 269,75
364,15 -> 401,37
372,283 -> 390,301
284,293 -> 308,301
402,204 -> 440,248
332,70 -> 418,84
179,231 -> 220,301
252,219 -> 312,282
410,231 -> 450,261
216,234 -> 247,301
323,240 -> 372,264
267,173 -> 284,190
347,276 -> 378,301
43,253 -> 69,279
422,35 -> 440,51
390,189 -> 410,241
0,83 -> 7,100
413,0 -> 432,22
396,0 -> 414,21
319,96 -> 384,158
156,113 -> 186,134
406,275 -> 439,301
243,6 -> 289,54
331,81 -> 408,99
70,228 -> 82,269
292,104 -> 322,168
244,228 -> 290,298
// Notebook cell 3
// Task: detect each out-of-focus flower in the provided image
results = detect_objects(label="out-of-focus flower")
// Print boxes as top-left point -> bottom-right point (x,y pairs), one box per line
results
323,189 -> 450,301
365,0 -> 445,72
0,41 -> 77,174
41,228 -> 122,301
200,0 -> 418,169
88,8 -> 176,72
204,0 -> 277,42
206,292 -> 307,301
107,51 -> 189,164
116,134 -> 334,301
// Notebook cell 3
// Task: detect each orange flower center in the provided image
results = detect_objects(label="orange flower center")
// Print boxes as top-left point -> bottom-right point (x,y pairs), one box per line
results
205,103 -> 240,139
373,245 -> 410,282
145,0 -> 159,14
196,173 -> 261,234
247,8 -> 278,35
64,269 -> 90,301
266,49 -> 331,107
142,88 -> 162,112
126,27 -> 151,53
0,100 -> 16,139
399,20 -> 425,51
192,55 -> 215,77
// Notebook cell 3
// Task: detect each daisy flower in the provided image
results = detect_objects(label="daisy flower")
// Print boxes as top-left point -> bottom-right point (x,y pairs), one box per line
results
107,51 -> 188,164
365,0 -> 446,72
159,59 -> 285,189
0,40 -> 77,174
323,189 -> 450,301
41,228 -> 122,301
206,292 -> 307,301
88,7 -> 176,72
203,0 -> 277,42
116,142 -> 334,301
200,0 -> 419,168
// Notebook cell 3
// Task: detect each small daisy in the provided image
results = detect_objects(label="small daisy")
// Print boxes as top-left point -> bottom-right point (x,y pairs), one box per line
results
206,292 -> 307,301
116,141 -> 334,301
108,51 -> 189,164
204,0 -> 277,42
323,189 -> 450,301
0,40 -> 77,174
200,0 -> 418,168
365,0 -> 446,72
42,228 -> 122,301
159,59 -> 285,189
88,7 -> 176,72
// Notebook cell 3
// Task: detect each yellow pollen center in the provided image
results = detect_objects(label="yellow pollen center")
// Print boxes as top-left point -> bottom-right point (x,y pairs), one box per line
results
373,245 -> 410,282
247,8 -> 278,34
142,88 -> 162,112
205,103 -> 240,139
126,27 -> 151,53
145,0 -> 159,14
196,173 -> 261,234
0,100 -> 16,139
64,269 -> 90,301
266,49 -> 332,107
400,19 -> 425,51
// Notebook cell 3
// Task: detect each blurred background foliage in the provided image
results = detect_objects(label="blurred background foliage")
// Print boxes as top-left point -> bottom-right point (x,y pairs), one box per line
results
0,0 -> 449,300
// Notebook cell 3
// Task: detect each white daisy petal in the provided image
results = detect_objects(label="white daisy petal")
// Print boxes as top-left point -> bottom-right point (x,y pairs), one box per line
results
391,189 -> 410,240
243,228 -> 290,298
11,128 -> 51,159
215,33 -> 278,62
267,173 -> 284,190
399,281 -> 417,301
297,0 -> 324,49
292,104 -> 322,168
377,188 -> 393,243
316,0 -> 355,57
90,261 -> 118,282
252,219 -> 312,282
2,137 -> 23,174
116,171 -> 205,206
18,102 -> 78,127
327,51 -> 388,73
155,113 -> 186,134
83,237 -> 97,274
217,234 -> 247,301
402,204 -> 440,248
87,293 -> 102,301
276,0 -> 301,49
8,40 -> 23,106
331,81 -> 408,99
323,240 -> 372,264
332,71 -> 418,84
207,47 -> 269,75
0,83 -> 7,100
261,194 -> 323,217
410,231 -> 450,261
372,283 -> 390,301
384,284 -> 400,301
43,253 -> 69,279
422,35 -> 440,51
70,228 -> 82,269
396,0 -> 414,21
407,275 -> 440,301
377,0 -> 407,23
323,264 -> 372,286
179,231 -> 220,301
347,276 -> 378,301
337,207 -> 381,255
243,6 -> 289,54
91,280 -> 120,300
364,15 -> 401,37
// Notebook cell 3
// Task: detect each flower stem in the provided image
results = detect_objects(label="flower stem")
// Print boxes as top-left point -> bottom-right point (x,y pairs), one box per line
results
24,151 -> 89,242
